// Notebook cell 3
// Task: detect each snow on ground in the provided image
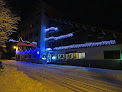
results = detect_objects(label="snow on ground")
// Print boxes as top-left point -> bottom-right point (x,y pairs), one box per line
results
1,60 -> 122,92
0,64 -> 73,92
4,60 -> 122,81
44,64 -> 122,81
0,66 -> 53,92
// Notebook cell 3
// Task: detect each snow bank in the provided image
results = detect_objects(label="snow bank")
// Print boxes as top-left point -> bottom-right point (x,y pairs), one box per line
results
0,66 -> 53,92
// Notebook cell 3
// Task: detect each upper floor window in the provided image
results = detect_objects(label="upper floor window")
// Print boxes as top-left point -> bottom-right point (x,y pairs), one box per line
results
104,50 -> 120,59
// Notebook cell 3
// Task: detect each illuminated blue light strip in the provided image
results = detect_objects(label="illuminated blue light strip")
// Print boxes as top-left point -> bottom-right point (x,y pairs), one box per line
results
54,40 -> 116,50
46,27 -> 58,32
16,48 -> 38,55
45,33 -> 73,41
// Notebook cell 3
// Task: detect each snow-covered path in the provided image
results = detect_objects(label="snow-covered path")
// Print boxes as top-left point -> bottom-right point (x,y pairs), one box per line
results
2,60 -> 122,92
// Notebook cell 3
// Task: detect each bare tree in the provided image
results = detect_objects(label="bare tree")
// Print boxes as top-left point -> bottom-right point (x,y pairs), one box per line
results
0,0 -> 20,47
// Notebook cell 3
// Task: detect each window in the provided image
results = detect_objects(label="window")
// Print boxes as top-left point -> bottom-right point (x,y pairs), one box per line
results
58,54 -> 64,59
17,55 -> 20,59
29,55 -> 31,59
34,54 -> 36,59
104,50 -> 120,59
79,52 -> 85,59
66,54 -> 69,60
74,53 -> 79,59
74,52 -> 85,59
69,53 -> 74,59
25,55 -> 26,58
66,53 -> 74,60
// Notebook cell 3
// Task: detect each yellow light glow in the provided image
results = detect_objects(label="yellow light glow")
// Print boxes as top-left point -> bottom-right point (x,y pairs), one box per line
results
13,46 -> 16,49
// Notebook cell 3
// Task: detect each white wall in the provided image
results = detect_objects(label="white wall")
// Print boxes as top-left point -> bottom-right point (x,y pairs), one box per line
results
54,44 -> 122,60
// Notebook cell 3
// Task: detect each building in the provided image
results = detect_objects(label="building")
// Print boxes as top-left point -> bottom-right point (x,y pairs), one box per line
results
13,2 -> 122,69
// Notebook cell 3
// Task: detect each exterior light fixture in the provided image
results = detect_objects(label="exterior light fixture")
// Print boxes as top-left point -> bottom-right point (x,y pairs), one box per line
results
52,56 -> 56,60
37,51 -> 40,55
42,57 -> 46,60
46,48 -> 52,51
13,46 -> 17,49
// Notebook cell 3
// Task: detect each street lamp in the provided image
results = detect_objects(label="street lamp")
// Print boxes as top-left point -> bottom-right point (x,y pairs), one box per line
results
13,46 -> 18,60
13,46 -> 17,49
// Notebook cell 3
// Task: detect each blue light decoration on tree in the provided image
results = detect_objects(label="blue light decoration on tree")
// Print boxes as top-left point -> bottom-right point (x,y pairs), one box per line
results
45,33 -> 73,41
53,40 -> 116,50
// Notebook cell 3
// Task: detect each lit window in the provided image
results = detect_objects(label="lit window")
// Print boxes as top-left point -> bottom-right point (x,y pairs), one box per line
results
65,53 -> 74,60
69,53 -> 74,59
79,52 -> 85,59
66,54 -> 69,60
58,54 -> 64,59
74,53 -> 79,59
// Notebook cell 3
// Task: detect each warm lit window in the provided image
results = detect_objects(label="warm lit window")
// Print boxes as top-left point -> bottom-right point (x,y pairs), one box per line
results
74,52 -> 85,59
74,53 -> 79,59
79,52 -> 85,59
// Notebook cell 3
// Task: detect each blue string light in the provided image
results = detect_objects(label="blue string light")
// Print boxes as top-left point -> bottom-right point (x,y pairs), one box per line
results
45,33 -> 73,41
54,40 -> 116,50
9,37 -> 37,45
16,48 -> 38,55
46,27 -> 58,32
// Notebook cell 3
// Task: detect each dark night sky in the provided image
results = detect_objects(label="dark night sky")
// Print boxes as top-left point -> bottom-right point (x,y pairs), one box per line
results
5,0 -> 122,33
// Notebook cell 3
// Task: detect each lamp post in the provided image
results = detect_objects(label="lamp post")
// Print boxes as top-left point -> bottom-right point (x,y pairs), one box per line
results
13,46 -> 18,60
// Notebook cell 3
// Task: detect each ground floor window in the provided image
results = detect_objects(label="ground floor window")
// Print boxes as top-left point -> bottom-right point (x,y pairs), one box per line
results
104,50 -> 120,59
58,54 -> 64,59
78,52 -> 85,59
16,54 -> 20,59
66,53 -> 74,60
25,55 -> 26,58
34,54 -> 36,59
65,52 -> 86,60
29,55 -> 31,59
74,53 -> 79,59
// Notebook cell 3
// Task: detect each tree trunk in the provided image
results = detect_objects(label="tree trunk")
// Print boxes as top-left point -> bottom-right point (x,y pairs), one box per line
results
0,54 -> 1,60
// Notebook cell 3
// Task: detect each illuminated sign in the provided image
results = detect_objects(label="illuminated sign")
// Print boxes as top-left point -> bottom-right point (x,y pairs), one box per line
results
9,37 -> 37,47
54,40 -> 116,50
